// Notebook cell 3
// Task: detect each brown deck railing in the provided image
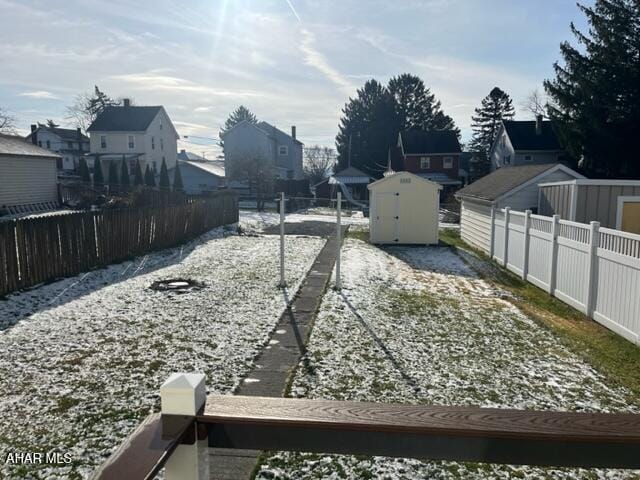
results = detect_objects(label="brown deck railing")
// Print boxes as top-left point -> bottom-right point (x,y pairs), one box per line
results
93,379 -> 640,480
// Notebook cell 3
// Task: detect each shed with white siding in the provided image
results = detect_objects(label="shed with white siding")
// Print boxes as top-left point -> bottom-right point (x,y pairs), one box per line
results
0,134 -> 60,211
455,164 -> 583,253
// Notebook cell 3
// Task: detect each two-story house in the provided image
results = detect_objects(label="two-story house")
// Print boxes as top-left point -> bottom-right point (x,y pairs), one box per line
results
396,130 -> 462,195
221,120 -> 303,181
25,125 -> 89,171
490,116 -> 569,171
86,99 -> 179,180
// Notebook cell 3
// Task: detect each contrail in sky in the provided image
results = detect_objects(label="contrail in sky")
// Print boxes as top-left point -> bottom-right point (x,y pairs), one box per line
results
285,0 -> 302,23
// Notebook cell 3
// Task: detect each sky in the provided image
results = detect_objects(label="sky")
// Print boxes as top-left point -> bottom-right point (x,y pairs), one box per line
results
0,0 -> 591,157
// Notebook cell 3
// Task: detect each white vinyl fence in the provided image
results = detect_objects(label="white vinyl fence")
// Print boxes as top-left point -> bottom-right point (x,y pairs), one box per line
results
460,204 -> 640,345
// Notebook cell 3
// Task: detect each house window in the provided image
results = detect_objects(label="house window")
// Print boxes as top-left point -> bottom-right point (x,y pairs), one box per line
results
68,141 -> 73,149
420,156 -> 430,169
46,140 -> 51,149
151,137 -> 155,149
504,155 -> 511,165
159,121 -> 163,130
100,136 -> 107,149
443,156 -> 453,169
278,145 -> 288,156
524,155 -> 532,161
160,138 -> 164,150
128,135 -> 135,149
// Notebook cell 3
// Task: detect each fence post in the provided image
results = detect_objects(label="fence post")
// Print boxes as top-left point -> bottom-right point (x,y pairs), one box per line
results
549,215 -> 560,295
335,192 -> 342,291
279,192 -> 286,288
503,207 -> 510,267
585,221 -> 600,317
490,206 -> 496,258
522,210 -> 532,280
161,373 -> 208,480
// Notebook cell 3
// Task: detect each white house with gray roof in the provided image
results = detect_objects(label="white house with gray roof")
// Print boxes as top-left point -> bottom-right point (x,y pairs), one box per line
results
86,99 -> 179,179
220,120 -> 303,181
25,125 -> 89,171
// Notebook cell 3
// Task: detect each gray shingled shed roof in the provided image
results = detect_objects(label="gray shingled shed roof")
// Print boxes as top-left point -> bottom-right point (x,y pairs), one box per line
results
456,164 -> 563,201
0,134 -> 60,158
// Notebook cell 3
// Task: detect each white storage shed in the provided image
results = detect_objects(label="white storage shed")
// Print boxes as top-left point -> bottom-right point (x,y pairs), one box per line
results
368,171 -> 441,244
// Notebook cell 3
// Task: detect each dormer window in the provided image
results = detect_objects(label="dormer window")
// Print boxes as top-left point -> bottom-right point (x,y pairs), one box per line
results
278,145 -> 288,156
128,135 -> 135,149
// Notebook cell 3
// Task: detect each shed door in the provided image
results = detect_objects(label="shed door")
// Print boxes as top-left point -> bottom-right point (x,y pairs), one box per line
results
375,192 -> 399,242
621,200 -> 640,234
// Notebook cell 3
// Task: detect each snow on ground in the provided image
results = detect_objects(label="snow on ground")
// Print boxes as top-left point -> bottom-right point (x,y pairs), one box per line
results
0,226 -> 324,479
258,239 -> 640,479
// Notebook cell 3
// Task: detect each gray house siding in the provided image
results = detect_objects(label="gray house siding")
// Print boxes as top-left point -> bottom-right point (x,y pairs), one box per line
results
539,182 -> 640,228
179,162 -> 223,195
498,169 -> 578,212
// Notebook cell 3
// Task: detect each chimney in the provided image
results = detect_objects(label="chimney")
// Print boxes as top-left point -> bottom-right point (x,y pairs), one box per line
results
30,124 -> 37,145
291,125 -> 296,140
180,149 -> 186,154
123,98 -> 131,107
535,115 -> 543,135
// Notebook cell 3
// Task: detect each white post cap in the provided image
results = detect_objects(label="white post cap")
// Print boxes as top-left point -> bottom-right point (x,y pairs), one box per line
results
160,373 -> 206,416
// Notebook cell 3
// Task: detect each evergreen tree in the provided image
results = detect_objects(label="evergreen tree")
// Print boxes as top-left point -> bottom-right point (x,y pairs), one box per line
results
544,0 -> 640,177
219,105 -> 258,148
133,159 -> 144,186
93,157 -> 104,186
107,161 -> 119,188
468,87 -> 515,180
159,159 -> 171,189
388,74 -> 459,135
78,157 -> 91,183
173,162 -> 184,192
335,79 -> 399,177
144,165 -> 156,187
120,158 -> 130,187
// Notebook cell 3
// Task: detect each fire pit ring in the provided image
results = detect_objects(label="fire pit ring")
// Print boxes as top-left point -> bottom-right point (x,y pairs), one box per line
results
149,278 -> 205,293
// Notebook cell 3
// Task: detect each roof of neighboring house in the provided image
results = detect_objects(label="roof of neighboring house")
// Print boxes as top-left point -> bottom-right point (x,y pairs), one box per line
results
399,130 -> 461,155
179,160 -> 225,178
87,106 -> 163,132
328,166 -> 372,184
417,172 -> 462,186
178,150 -> 209,161
368,171 -> 442,190
0,134 -> 61,159
456,163 -> 582,202
220,120 -> 303,145
26,126 -> 89,142
502,120 -> 563,151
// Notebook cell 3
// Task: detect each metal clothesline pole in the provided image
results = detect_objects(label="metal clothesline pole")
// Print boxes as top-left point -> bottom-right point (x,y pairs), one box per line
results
279,192 -> 286,288
335,192 -> 342,291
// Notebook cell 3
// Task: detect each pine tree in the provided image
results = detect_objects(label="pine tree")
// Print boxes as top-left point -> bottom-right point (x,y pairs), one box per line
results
219,106 -> 258,148
120,158 -> 130,187
144,165 -> 156,187
93,157 -> 104,186
468,87 -> 515,180
388,74 -> 459,135
544,0 -> 640,177
107,161 -> 119,188
133,159 -> 144,186
78,157 -> 91,183
159,159 -> 171,189
173,162 -> 184,192
335,79 -> 399,177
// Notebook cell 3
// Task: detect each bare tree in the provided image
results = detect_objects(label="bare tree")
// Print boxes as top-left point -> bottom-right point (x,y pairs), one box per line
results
227,149 -> 275,211
520,89 -> 548,119
303,145 -> 335,186
0,107 -> 17,134
66,86 -> 120,132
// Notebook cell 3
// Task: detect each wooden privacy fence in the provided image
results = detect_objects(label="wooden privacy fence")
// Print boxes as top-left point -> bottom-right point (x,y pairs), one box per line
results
93,373 -> 640,480
460,204 -> 640,344
0,192 -> 238,297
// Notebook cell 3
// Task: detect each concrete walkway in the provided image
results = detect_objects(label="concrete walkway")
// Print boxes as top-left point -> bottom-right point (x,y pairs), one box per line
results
209,222 -> 348,480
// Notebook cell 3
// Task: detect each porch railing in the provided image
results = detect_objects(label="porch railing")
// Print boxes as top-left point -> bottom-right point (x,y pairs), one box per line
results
92,373 -> 640,480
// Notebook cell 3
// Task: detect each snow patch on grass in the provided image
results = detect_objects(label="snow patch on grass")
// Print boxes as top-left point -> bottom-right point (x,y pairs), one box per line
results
258,239 -> 640,479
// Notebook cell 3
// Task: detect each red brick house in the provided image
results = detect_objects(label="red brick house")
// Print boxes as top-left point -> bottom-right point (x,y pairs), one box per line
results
396,130 -> 462,195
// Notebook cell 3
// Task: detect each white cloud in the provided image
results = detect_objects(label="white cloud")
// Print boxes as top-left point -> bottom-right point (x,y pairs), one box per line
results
18,90 -> 60,100
299,29 -> 354,95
